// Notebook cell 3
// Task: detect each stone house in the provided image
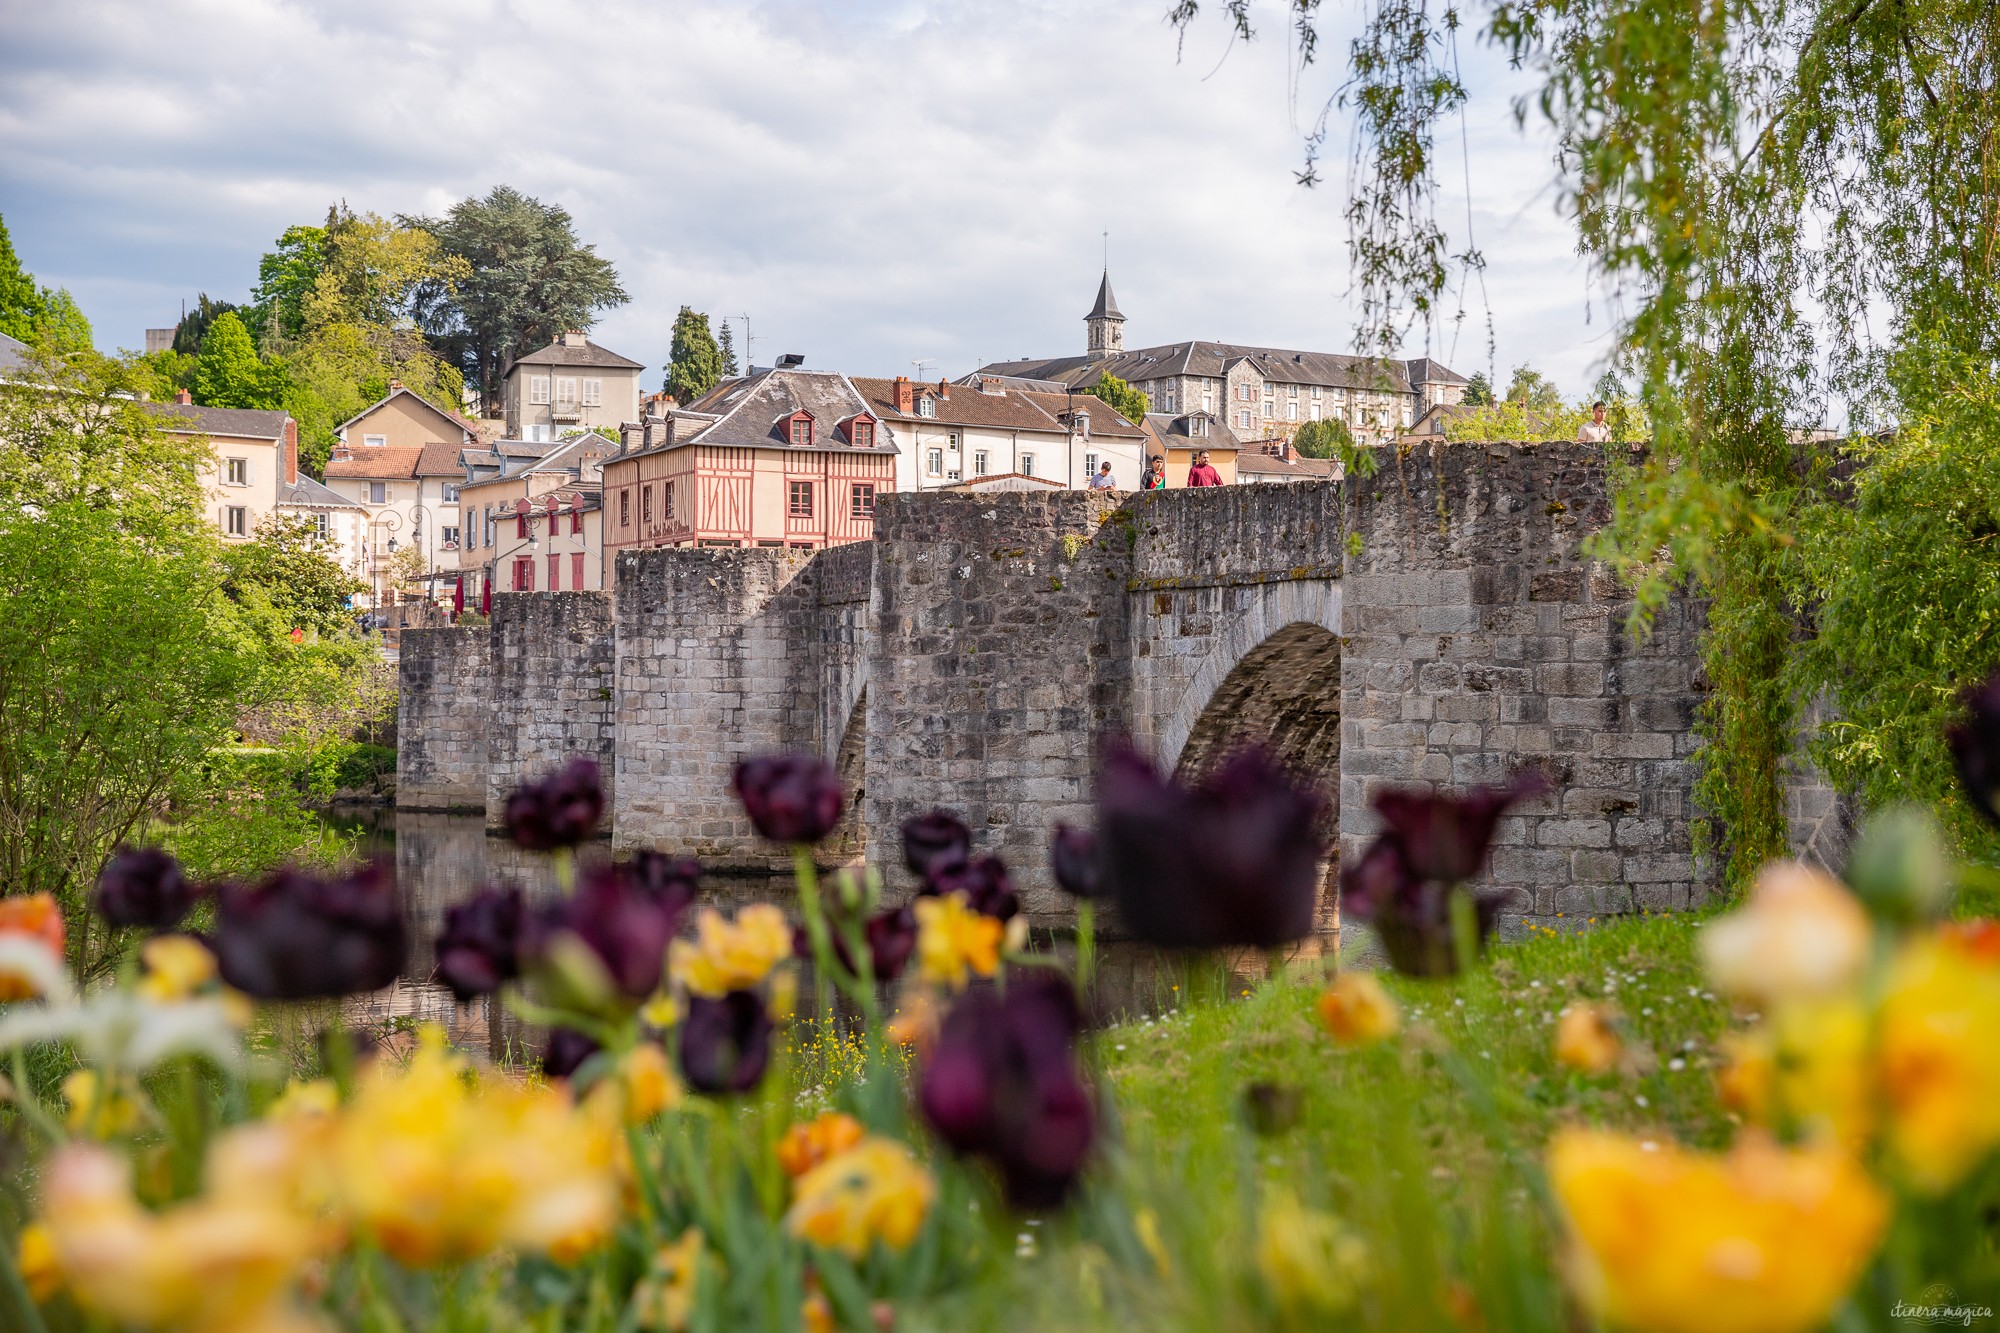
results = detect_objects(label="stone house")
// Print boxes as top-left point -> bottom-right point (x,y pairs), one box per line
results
601,366 -> 895,568
503,332 -> 646,443
978,271 -> 1470,445
855,374 -> 1146,492
455,434 -> 611,599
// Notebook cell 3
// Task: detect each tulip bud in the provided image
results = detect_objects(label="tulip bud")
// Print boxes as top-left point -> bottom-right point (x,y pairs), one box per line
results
433,885 -> 523,1002
212,862 -> 406,1000
1843,805 -> 1953,926
732,754 -> 846,845
503,758 -> 606,851
680,990 -> 776,1096
902,810 -> 972,878
1049,824 -> 1103,899
94,847 -> 199,932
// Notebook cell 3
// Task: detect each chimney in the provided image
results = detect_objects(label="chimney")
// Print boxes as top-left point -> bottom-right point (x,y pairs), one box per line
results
563,330 -> 586,348
936,378 -> 950,400
894,376 -> 914,414
283,418 -> 299,485
389,378 -> 403,392
978,375 -> 1004,396
175,388 -> 192,405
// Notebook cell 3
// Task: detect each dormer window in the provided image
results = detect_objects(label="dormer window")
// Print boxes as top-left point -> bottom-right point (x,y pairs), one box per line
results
1073,411 -> 1090,437
917,395 -> 936,419
788,413 -> 815,446
851,419 -> 875,448
1189,414 -> 1208,438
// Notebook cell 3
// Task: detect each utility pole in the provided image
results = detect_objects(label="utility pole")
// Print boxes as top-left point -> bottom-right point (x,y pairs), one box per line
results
738,314 -> 755,370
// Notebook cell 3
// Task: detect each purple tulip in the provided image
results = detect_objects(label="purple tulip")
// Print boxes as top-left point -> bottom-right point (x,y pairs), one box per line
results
731,754 -> 846,845
503,758 -> 606,852
793,903 -> 920,983
433,886 -> 524,1002
212,861 -> 407,1000
1949,670 -> 2000,829
919,972 -> 1095,1209
902,810 -> 972,878
93,846 -> 198,932
922,853 -> 1021,922
1340,773 -> 1550,977
1049,824 -> 1102,900
522,859 -> 686,999
541,1026 -> 601,1079
626,850 -> 702,913
679,990 -> 775,1095
1096,742 -> 1326,948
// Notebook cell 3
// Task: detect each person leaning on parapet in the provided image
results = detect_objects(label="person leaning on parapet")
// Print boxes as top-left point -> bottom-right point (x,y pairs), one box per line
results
1088,460 -> 1117,491
1186,449 -> 1223,487
1141,456 -> 1168,490
1577,401 -> 1612,443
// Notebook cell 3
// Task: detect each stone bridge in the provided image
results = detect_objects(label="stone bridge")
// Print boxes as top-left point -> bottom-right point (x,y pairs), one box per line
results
401,442 -> 1823,934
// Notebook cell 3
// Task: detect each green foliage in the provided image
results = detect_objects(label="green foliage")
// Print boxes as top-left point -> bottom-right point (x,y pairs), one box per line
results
1084,371 -> 1149,427
1291,417 -> 1353,459
32,287 -> 92,352
221,514 -> 366,638
171,294 -> 241,357
281,320 -> 466,478
192,312 -> 284,409
0,212 -> 39,342
127,348 -> 197,403
1502,364 -> 1563,411
717,318 -> 739,377
408,185 -> 629,414
667,305 -> 723,404
246,223 -> 327,347
1460,370 -> 1492,406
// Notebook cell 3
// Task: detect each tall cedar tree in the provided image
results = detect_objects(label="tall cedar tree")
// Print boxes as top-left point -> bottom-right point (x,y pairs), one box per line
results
0,212 -> 43,343
192,312 -> 279,410
407,186 -> 628,414
718,319 -> 740,377
668,307 -> 723,404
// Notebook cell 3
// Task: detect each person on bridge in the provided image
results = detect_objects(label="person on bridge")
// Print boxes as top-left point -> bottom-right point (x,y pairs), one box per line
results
1088,460 -> 1117,490
1577,401 -> 1611,442
1141,456 -> 1168,491
1186,450 -> 1223,487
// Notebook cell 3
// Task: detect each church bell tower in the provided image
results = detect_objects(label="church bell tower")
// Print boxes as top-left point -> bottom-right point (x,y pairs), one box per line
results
1085,269 -> 1124,360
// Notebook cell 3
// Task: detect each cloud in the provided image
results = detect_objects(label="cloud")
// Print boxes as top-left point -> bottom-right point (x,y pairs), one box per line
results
0,0 -> 1616,394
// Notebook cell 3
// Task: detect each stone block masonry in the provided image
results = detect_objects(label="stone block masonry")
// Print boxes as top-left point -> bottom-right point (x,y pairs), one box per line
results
401,442 -> 1848,936
396,626 -> 489,810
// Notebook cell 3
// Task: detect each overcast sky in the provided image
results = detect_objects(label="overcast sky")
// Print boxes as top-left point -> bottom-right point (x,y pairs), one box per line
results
0,0 -> 1622,395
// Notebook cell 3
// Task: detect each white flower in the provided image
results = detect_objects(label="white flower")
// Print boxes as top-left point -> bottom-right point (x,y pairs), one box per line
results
1701,862 -> 1871,1003
0,991 -> 242,1073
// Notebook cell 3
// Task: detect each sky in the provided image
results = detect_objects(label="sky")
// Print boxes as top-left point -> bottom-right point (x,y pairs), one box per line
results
0,0 -> 1623,396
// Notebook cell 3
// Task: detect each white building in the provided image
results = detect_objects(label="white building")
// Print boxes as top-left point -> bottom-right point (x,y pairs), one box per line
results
851,374 -> 1147,492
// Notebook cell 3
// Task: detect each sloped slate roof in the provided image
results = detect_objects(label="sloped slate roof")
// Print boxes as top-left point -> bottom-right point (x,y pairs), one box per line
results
1086,271 -> 1122,321
508,337 -> 646,371
278,474 -> 367,510
0,331 -> 29,375
1018,390 -> 1145,438
980,342 -> 1451,395
1405,356 -> 1470,386
850,377 -> 1068,433
670,369 -> 898,456
148,402 -> 291,439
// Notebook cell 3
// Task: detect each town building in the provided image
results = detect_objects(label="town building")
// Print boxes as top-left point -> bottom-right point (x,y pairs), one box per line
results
1233,437 -> 1344,485
323,437 -> 470,610
1137,411 -> 1242,487
455,433 -> 610,599
503,332 -> 646,443
336,382 -> 475,453
601,365 -> 895,566
855,374 -> 1146,492
978,271 -> 1470,444
151,395 -> 371,576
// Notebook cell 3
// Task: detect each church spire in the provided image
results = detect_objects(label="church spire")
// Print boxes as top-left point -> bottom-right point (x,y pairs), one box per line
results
1085,269 -> 1124,359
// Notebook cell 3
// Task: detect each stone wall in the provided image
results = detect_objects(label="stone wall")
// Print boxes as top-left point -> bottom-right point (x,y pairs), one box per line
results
485,591 -> 617,824
396,626 -> 489,810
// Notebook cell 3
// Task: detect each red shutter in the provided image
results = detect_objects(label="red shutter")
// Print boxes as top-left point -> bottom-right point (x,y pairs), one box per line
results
571,552 -> 585,588
547,553 -> 560,590
570,509 -> 582,534
516,512 -> 528,538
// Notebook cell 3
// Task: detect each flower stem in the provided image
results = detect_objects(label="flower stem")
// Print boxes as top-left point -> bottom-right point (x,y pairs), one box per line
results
1076,901 -> 1096,993
792,845 -> 836,1028
0,1219 -> 50,1333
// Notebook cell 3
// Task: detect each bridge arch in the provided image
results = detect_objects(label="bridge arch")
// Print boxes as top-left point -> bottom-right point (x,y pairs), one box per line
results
828,685 -> 869,862
1158,579 -> 1343,770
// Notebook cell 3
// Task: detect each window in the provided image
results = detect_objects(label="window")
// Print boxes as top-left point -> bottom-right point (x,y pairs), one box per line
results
442,483 -> 460,502
571,552 -> 585,588
513,557 -> 534,591
1237,410 -> 1254,429
1021,454 -> 1035,477
556,378 -> 578,406
788,480 -> 814,518
1288,383 -> 1299,397
973,450 -> 988,476
620,490 -> 630,526
927,448 -> 943,476
364,434 -> 387,449
642,486 -> 654,524
483,507 -> 495,546
1164,392 -> 1175,412
1237,384 -> 1253,402
1311,401 -> 1322,421
1202,389 -> 1214,412
368,481 -> 386,504
441,525 -> 459,548
663,481 -> 676,520
1084,452 -> 1099,475
852,420 -> 875,448
570,508 -> 582,535
1073,412 -> 1089,436
548,552 -> 561,591
1189,415 -> 1208,438
1286,402 -> 1298,422
225,457 -> 249,486
790,417 -> 813,447
1310,385 -> 1322,399
529,377 -> 551,405
513,510 -> 527,538
1262,400 -> 1274,419
850,483 -> 875,519
582,378 -> 603,407
917,396 -> 936,419
311,513 -> 330,537
758,540 -> 785,548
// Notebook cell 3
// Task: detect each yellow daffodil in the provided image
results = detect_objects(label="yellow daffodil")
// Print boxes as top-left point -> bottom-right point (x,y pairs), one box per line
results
1768,999 -> 1874,1149
138,934 -> 218,1002
62,1069 -> 142,1139
266,1079 -> 340,1123
1555,1003 -> 1622,1075
1548,1129 -> 1886,1333
17,1220 -> 59,1302
1716,1030 -> 1773,1121
641,992 -> 683,1030
585,1041 -> 682,1127
784,1136 -> 935,1258
778,1111 -> 866,1179
914,894 -> 1003,990
801,1290 -> 835,1333
631,1228 -> 705,1331
1316,972 -> 1400,1046
1876,932 -> 2000,1192
331,1027 -> 619,1267
35,1142 -> 323,1332
1256,1186 -> 1369,1315
1701,862 -> 1871,1004
1134,1207 -> 1172,1277
0,892 -> 68,1002
671,905 -> 793,997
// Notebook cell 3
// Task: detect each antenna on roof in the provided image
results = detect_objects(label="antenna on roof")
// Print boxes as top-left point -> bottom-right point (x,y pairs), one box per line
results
912,359 -> 937,381
738,314 -> 755,369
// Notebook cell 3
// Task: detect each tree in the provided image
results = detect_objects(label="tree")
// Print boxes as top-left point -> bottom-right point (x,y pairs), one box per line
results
33,288 -> 93,353
246,222 -> 328,348
192,312 -> 282,409
171,294 -> 241,357
1176,0 -> 2000,880
1503,364 -> 1563,411
1292,417 -> 1355,459
302,204 -> 467,334
1461,371 -> 1493,406
408,186 -> 629,414
282,320 -> 465,478
667,306 -> 723,404
0,212 -> 44,342
221,514 -> 366,639
718,318 -> 740,377
1083,371 -> 1148,427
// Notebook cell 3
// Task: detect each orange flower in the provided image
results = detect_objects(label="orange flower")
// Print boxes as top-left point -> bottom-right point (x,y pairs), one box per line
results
1315,973 -> 1400,1046
1876,934 -> 2000,1192
1555,1003 -> 1622,1075
0,893 -> 66,1000
778,1111 -> 866,1179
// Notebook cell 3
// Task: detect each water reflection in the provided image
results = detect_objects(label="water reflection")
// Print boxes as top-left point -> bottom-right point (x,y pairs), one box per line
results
328,807 -> 1331,1058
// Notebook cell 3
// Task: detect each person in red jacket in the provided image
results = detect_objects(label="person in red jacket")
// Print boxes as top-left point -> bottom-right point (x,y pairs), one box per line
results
1186,449 -> 1223,487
